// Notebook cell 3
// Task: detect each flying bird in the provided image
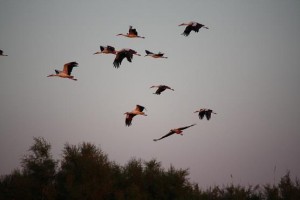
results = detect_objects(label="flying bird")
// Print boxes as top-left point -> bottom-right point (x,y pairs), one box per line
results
150,85 -> 174,95
124,105 -> 147,126
179,21 -> 208,36
145,50 -> 167,58
0,50 -> 8,56
113,48 -> 141,68
116,26 -> 145,39
47,62 -> 79,81
153,124 -> 196,141
194,109 -> 217,120
93,45 -> 116,55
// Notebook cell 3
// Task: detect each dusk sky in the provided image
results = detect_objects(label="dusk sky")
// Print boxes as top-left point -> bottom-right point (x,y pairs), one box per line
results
1,0 -> 300,187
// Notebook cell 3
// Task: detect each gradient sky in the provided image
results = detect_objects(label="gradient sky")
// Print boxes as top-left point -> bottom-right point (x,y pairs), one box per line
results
1,0 -> 300,187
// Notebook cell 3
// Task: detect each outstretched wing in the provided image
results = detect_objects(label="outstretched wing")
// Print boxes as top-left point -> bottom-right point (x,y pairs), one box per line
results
113,51 -> 126,68
125,113 -> 134,126
153,130 -> 175,142
63,62 -> 78,75
182,25 -> 193,36
205,111 -> 211,120
129,26 -> 138,36
178,124 -> 196,131
198,110 -> 205,119
145,50 -> 153,55
136,105 -> 145,112
107,45 -> 115,52
155,86 -> 166,95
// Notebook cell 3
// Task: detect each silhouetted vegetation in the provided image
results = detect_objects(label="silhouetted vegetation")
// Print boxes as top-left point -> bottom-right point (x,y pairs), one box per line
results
1,137 -> 299,200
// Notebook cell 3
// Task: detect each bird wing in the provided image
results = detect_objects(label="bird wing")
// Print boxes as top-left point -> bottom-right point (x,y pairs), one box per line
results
178,124 -> 196,131
0,50 -> 3,55
198,111 -> 205,119
192,23 -> 202,32
63,62 -> 78,75
125,113 -> 134,126
129,27 -> 138,36
145,50 -> 153,55
205,111 -> 211,120
155,86 -> 166,95
125,50 -> 133,62
157,53 -> 164,57
182,25 -> 193,36
107,45 -> 115,52
153,130 -> 175,141
136,105 -> 145,112
113,51 -> 126,68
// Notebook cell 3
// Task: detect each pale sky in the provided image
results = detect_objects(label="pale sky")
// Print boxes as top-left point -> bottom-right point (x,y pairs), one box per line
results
1,0 -> 300,187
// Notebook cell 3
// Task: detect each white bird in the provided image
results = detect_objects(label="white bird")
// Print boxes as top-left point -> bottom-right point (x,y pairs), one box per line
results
150,85 -> 174,95
124,105 -> 147,126
179,21 -> 208,36
145,50 -> 167,58
47,62 -> 79,81
113,48 -> 141,68
116,26 -> 145,39
0,50 -> 8,56
194,109 -> 217,120
153,124 -> 196,141
93,45 -> 116,55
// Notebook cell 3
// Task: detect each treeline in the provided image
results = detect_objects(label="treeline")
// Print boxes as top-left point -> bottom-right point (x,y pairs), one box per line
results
0,137 -> 299,200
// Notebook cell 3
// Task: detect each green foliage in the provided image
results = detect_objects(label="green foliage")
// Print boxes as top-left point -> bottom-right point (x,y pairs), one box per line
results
1,137 -> 300,200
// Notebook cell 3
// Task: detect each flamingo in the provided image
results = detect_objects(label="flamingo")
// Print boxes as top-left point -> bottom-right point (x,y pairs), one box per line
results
153,124 -> 196,141
194,109 -> 217,120
113,48 -> 141,68
47,62 -> 78,81
0,50 -> 8,56
93,45 -> 116,55
145,50 -> 168,58
124,105 -> 147,126
150,85 -> 174,95
116,26 -> 145,38
179,21 -> 208,36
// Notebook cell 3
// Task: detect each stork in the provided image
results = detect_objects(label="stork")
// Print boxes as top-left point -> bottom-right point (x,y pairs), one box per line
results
113,48 -> 141,68
0,50 -> 8,56
93,45 -> 116,55
153,124 -> 196,141
47,62 -> 78,81
116,26 -> 145,38
179,21 -> 208,36
150,85 -> 174,95
145,50 -> 167,58
194,109 -> 217,120
124,105 -> 147,126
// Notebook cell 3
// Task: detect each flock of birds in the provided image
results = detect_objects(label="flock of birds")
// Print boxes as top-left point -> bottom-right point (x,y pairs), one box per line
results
1,21 -> 217,142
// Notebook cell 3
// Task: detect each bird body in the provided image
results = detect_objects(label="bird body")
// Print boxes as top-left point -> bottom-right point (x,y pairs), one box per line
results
94,45 -> 116,55
145,50 -> 167,58
153,124 -> 196,141
0,50 -> 8,56
179,21 -> 208,36
113,48 -> 141,68
47,62 -> 79,81
194,109 -> 216,120
150,85 -> 174,95
117,26 -> 145,39
124,105 -> 147,126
